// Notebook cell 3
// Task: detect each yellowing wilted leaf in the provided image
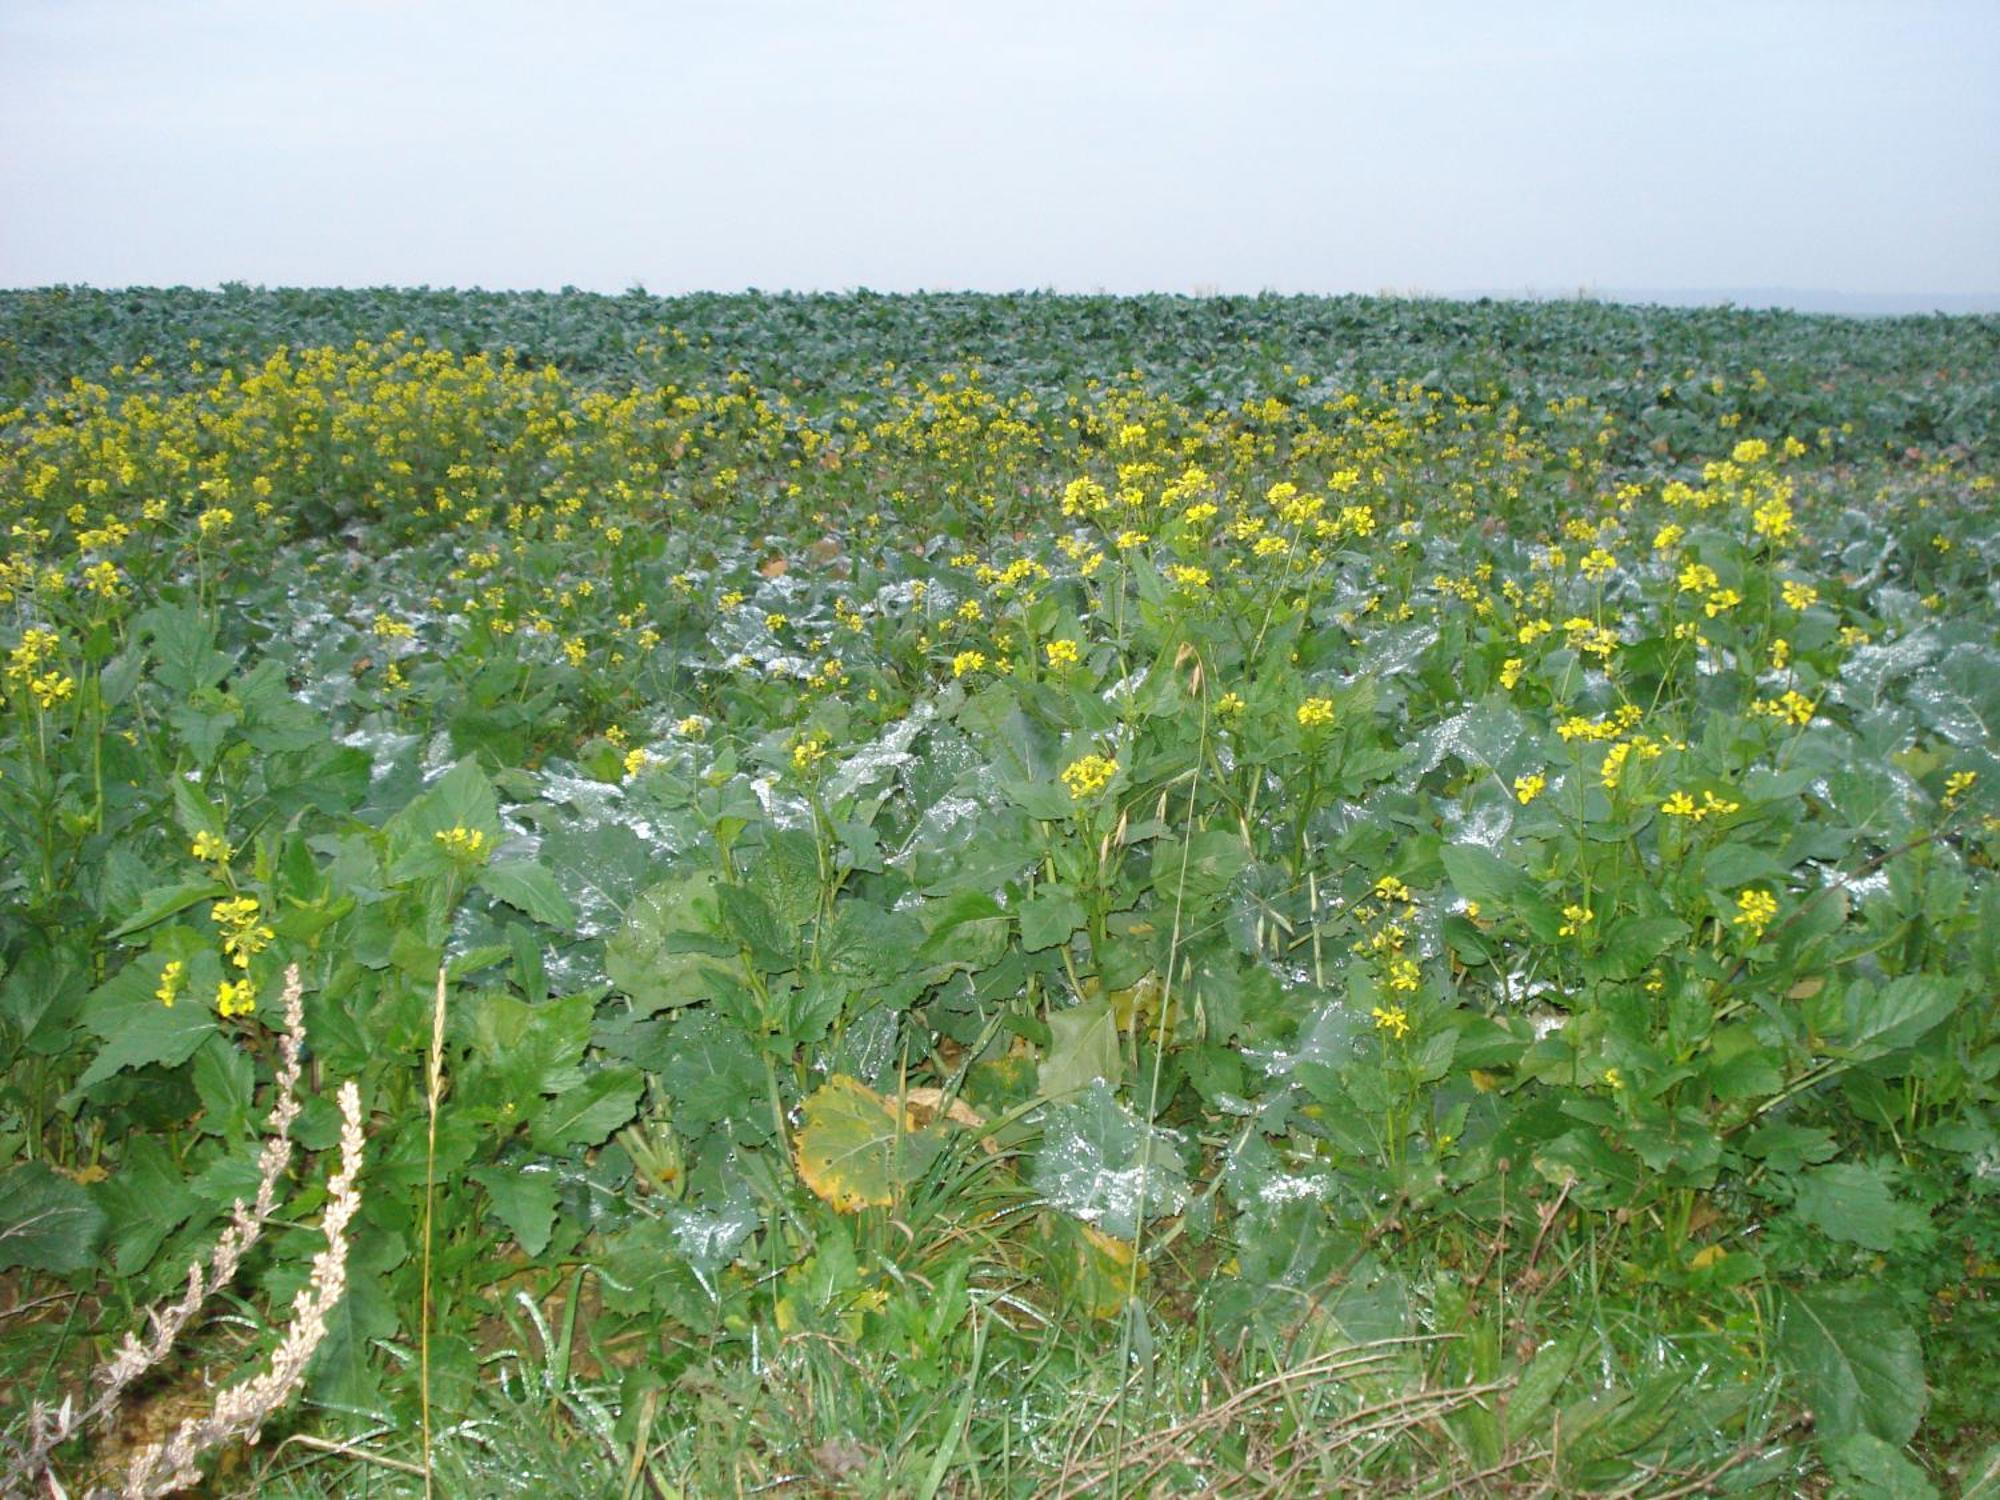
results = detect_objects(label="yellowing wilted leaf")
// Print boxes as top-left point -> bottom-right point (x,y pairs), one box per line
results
794,1075 -> 916,1213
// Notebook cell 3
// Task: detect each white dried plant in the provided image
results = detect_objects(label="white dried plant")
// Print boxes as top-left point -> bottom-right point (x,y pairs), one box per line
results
0,965 -> 368,1500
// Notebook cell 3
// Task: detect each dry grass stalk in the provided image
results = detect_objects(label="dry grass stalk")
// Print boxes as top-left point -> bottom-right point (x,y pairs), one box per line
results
0,965 -> 369,1500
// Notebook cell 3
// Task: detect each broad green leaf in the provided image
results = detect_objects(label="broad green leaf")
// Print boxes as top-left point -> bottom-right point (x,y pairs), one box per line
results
1440,844 -> 1560,941
95,1136 -> 196,1275
477,860 -> 576,930
605,871 -> 733,1016
1150,830 -> 1251,902
468,1163 -> 559,1257
1821,1433 -> 1939,1500
1018,888 -> 1084,952
140,603 -> 235,696
1589,915 -> 1690,981
384,759 -> 500,883
1039,998 -> 1120,1100
1788,1162 -> 1929,1252
106,879 -> 228,941
1510,1334 -> 1583,1439
0,1162 -> 107,1273
1776,1282 -> 1926,1444
655,1011 -> 764,1137
1836,975 -> 1961,1060
71,956 -> 220,1096
192,1034 -> 257,1137
1030,1080 -> 1188,1241
529,1067 -> 643,1152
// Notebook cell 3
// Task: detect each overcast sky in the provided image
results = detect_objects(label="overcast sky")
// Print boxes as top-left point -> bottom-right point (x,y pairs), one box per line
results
3,1 -> 1996,304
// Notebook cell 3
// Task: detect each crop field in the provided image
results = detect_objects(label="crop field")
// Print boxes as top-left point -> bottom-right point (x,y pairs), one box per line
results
0,287 -> 1995,1497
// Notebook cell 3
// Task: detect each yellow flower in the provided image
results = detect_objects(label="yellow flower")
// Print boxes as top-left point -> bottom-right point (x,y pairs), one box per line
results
1387,956 -> 1421,993
191,831 -> 234,864
952,649 -> 987,678
623,748 -> 650,780
1060,753 -> 1118,802
1781,580 -> 1818,611
790,732 -> 830,775
1559,904 -> 1593,937
674,714 -> 706,736
216,978 -> 256,1018
1373,875 -> 1411,903
1499,657 -> 1524,690
156,960 -> 185,1009
1660,791 -> 1698,818
1513,773 -> 1546,804
1943,770 -> 1976,809
1704,588 -> 1743,618
435,826 -> 491,863
1166,564 -> 1211,590
1732,888 -> 1777,939
1044,638 -> 1081,668
1370,1004 -> 1411,1039
1295,696 -> 1336,729
1214,691 -> 1245,719
196,506 -> 235,536
26,672 -> 74,710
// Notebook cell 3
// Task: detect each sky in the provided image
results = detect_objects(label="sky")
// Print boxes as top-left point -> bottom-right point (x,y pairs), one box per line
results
2,0 -> 1997,307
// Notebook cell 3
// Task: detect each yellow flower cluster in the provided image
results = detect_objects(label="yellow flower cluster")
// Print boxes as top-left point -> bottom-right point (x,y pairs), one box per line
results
1660,789 -> 1741,821
1732,888 -> 1777,939
211,895 -> 275,970
434,826 -> 491,863
1060,753 -> 1118,802
1295,697 -> 1336,729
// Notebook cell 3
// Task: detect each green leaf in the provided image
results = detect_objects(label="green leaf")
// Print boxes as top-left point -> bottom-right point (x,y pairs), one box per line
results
1821,1433 -> 1939,1500
529,1067 -> 643,1152
1440,844 -> 1560,941
1018,888 -> 1084,953
1030,1081 -> 1188,1241
655,1011 -> 763,1137
192,1035 -> 256,1137
95,1136 -> 196,1275
1001,778 -> 1077,821
1789,1162 -> 1928,1252
71,957 -> 220,1096
477,861 -> 576,930
1837,976 -> 1961,1061
468,1164 -> 559,1257
384,759 -> 500,883
1039,998 -> 1120,1100
1510,1333 -> 1583,1439
1150,830 -> 1252,902
0,1162 -> 107,1273
1590,915 -> 1690,981
716,883 -> 790,970
139,603 -> 235,696
605,871 -> 732,1016
468,991 -> 592,1104
1776,1283 -> 1926,1444
107,879 -> 227,941
917,890 -> 1010,975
